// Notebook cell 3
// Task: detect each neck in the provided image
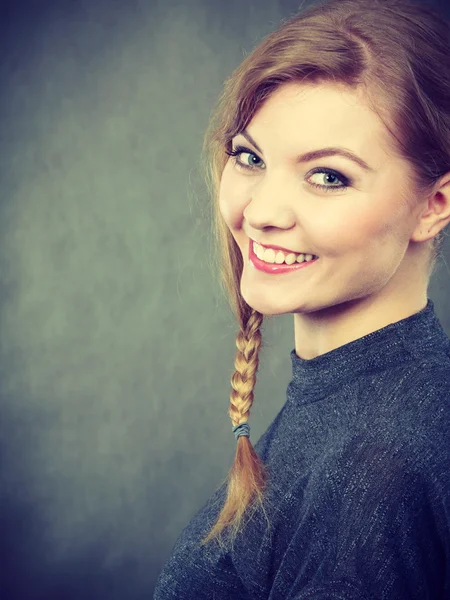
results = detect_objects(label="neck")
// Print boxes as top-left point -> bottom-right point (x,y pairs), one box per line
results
294,290 -> 428,360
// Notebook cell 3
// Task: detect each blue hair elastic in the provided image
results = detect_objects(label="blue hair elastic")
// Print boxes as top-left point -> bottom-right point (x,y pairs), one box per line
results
232,422 -> 250,440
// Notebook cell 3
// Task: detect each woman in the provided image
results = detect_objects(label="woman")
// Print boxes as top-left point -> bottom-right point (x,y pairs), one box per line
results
154,0 -> 450,597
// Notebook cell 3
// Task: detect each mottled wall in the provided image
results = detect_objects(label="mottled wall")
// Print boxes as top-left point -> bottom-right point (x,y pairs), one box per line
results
1,0 -> 449,598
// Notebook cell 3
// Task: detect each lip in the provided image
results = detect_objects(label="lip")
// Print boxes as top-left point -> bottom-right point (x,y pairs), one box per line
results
248,239 -> 319,274
251,238 -> 315,256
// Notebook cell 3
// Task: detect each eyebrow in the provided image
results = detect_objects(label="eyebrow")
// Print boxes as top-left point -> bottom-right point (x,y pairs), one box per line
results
236,129 -> 375,173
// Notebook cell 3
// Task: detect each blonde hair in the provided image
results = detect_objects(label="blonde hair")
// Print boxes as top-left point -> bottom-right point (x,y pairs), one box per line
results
199,0 -> 450,548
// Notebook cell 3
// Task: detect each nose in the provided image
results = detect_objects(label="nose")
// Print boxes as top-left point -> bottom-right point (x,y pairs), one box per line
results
243,176 -> 298,232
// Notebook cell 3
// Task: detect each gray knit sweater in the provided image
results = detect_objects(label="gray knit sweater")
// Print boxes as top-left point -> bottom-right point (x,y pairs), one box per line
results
154,298 -> 450,599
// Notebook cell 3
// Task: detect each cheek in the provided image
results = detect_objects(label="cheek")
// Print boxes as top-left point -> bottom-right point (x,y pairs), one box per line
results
298,206 -> 368,257
219,166 -> 249,228
318,204 -> 395,250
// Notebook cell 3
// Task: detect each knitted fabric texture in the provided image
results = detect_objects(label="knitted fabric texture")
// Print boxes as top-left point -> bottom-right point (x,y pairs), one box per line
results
154,298 -> 450,599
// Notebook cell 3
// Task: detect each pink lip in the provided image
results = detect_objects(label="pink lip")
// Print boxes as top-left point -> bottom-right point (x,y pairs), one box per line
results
251,239 -> 314,256
248,240 -> 319,274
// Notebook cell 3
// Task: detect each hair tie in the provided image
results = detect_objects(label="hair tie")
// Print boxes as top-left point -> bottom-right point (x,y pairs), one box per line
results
232,422 -> 250,440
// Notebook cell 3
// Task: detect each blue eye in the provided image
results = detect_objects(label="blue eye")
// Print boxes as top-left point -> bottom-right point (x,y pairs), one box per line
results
225,145 -> 265,170
307,168 -> 349,192
225,144 -> 351,193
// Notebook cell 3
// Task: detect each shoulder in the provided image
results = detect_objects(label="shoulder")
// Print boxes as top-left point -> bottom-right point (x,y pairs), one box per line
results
323,360 -> 450,487
391,361 -> 450,439
357,359 -> 450,442
337,362 -> 450,503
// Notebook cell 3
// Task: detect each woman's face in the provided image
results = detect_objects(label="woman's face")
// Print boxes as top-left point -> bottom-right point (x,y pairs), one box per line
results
218,81 -> 426,317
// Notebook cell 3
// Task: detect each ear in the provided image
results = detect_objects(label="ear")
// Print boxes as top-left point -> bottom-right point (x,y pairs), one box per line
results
410,172 -> 450,243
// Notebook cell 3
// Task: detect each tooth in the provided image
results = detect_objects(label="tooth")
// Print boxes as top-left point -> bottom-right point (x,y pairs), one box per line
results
285,253 -> 297,265
263,248 -> 276,263
253,242 -> 263,259
253,241 -> 317,264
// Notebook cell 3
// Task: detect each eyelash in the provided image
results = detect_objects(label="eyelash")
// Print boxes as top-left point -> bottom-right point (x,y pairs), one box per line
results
224,145 -> 351,193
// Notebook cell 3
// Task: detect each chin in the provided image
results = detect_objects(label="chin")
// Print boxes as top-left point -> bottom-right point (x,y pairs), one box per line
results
240,291 -> 305,317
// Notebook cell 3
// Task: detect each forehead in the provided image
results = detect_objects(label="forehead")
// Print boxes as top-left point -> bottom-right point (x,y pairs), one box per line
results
246,82 -> 395,164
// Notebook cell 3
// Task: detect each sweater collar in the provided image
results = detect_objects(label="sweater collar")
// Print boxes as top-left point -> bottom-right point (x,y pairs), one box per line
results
288,298 -> 450,403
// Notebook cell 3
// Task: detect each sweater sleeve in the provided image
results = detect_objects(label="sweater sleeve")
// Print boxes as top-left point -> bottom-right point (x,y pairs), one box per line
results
281,440 -> 448,600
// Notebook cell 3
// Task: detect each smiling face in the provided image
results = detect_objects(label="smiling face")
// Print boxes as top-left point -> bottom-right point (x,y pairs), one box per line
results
218,81 -> 430,332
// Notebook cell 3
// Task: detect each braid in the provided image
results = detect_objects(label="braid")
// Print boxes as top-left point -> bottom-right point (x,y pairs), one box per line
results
200,309 -> 270,548
229,311 -> 263,429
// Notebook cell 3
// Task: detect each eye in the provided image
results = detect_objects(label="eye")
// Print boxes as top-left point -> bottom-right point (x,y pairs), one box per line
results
225,145 -> 265,170
307,168 -> 350,193
225,145 -> 351,193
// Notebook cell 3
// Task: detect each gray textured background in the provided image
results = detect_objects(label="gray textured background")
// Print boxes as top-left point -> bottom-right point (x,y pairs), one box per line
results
1,0 -> 449,598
